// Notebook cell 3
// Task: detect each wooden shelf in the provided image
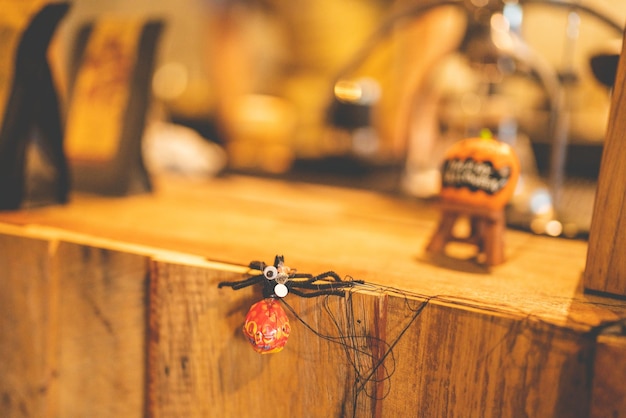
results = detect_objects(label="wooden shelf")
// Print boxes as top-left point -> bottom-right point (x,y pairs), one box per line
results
1,174 -> 625,417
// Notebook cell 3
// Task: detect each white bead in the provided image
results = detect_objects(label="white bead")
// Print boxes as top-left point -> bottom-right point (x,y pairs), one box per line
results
274,283 -> 288,298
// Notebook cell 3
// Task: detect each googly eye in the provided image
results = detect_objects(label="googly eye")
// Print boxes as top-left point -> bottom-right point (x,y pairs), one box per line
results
263,266 -> 278,280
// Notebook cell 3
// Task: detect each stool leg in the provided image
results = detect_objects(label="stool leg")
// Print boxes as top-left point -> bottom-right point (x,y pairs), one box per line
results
483,217 -> 505,266
427,211 -> 458,254
468,216 -> 484,247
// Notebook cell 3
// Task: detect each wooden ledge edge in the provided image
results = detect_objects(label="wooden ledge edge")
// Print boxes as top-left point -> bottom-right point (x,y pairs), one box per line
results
0,221 -> 248,273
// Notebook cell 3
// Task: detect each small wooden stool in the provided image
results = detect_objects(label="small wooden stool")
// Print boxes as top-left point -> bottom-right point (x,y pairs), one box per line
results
426,200 -> 506,266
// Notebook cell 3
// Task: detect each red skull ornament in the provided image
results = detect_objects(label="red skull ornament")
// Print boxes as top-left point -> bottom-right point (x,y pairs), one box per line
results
243,298 -> 291,354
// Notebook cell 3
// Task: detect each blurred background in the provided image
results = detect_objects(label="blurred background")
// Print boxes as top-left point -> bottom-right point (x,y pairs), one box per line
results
51,0 -> 626,237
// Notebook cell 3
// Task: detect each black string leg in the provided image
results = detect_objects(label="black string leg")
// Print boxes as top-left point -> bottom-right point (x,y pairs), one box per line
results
218,275 -> 264,290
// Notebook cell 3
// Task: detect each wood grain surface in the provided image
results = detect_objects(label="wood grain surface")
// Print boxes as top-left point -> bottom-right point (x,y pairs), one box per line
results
147,259 -> 596,417
590,332 -> 626,417
585,29 -> 626,296
0,174 -> 623,330
0,233 -> 149,418
1,173 -> 626,417
54,242 -> 148,417
0,235 -> 57,418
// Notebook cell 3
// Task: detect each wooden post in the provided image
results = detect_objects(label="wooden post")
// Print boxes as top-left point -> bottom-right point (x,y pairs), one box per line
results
590,332 -> 626,417
584,29 -> 626,297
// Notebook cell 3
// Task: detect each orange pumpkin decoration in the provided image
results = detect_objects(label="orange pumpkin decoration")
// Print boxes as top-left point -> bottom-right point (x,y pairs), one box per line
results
439,137 -> 520,211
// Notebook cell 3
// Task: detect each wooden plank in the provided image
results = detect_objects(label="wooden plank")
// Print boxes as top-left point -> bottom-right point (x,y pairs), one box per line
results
380,296 -> 594,417
590,332 -> 626,418
0,139 -> 626,416
147,259 -> 384,418
54,242 -> 148,417
585,28 -> 626,296
147,257 -> 598,417
0,234 -> 58,418
0,230 -> 149,418
0,174 -> 619,331
0,216 -> 622,417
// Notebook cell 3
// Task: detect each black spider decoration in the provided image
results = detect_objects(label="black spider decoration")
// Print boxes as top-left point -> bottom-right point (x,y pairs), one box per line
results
218,254 -> 361,299
218,255 -> 362,353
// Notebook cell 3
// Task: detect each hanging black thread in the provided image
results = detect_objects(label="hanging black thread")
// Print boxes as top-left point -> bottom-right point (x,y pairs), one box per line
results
281,284 -> 434,418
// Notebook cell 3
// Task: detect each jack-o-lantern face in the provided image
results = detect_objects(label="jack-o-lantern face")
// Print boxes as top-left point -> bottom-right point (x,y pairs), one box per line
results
439,137 -> 520,210
243,299 -> 291,354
